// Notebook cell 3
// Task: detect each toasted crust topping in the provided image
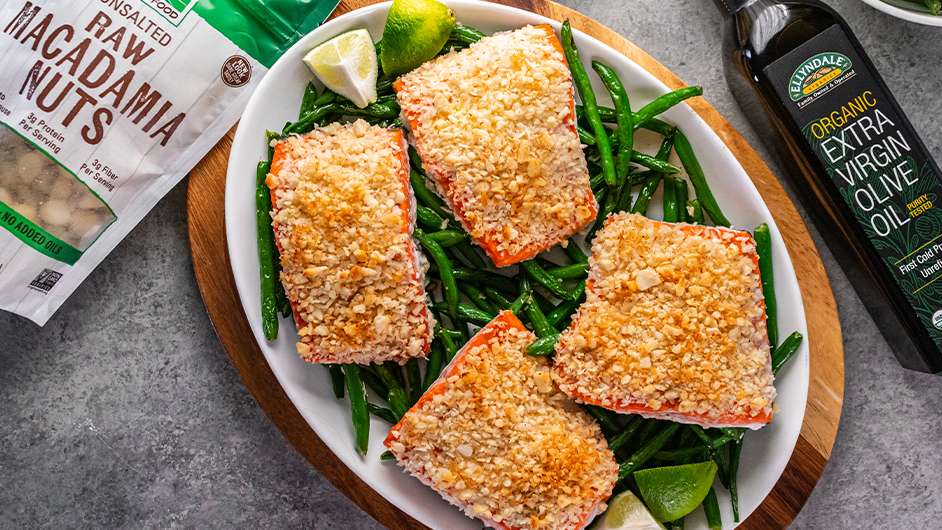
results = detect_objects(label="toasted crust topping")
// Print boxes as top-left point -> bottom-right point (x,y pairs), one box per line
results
553,214 -> 775,427
267,120 -> 431,365
395,25 -> 597,267
386,312 -> 617,530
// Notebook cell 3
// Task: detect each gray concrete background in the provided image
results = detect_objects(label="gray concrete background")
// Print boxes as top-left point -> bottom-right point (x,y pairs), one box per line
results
1,0 -> 940,528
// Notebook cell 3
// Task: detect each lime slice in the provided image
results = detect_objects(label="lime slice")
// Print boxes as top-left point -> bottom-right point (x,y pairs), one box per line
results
379,0 -> 456,75
594,491 -> 664,530
633,462 -> 718,523
303,29 -> 377,108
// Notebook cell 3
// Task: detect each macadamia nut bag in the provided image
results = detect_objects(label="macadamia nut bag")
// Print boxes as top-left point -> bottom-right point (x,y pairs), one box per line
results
0,0 -> 337,324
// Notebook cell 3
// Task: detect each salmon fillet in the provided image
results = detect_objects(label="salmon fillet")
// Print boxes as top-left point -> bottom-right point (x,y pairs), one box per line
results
552,213 -> 776,429
385,311 -> 617,530
266,120 -> 432,365
394,25 -> 597,268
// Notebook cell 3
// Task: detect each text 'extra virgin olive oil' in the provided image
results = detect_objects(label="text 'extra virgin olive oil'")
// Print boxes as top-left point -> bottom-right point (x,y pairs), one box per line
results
715,0 -> 942,373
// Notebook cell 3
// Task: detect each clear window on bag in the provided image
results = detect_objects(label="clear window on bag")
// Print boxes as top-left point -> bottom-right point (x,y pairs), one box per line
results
0,127 -> 116,252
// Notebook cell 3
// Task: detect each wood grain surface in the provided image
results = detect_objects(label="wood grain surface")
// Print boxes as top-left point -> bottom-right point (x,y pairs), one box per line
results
186,1 -> 844,527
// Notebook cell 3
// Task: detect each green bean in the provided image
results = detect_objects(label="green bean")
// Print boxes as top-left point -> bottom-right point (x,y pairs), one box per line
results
359,366 -> 389,398
592,61 -> 633,183
587,187 -> 616,241
426,230 -> 468,248
654,446 -> 710,462
561,21 -> 616,187
703,486 -> 723,530
450,24 -> 486,44
373,365 -> 410,419
453,268 -> 517,295
312,89 -> 337,107
687,199 -> 704,224
343,365 -> 370,455
773,331 -> 803,375
327,364 -> 345,399
368,403 -> 398,424
575,103 -> 616,123
546,263 -> 588,280
754,223 -> 778,346
546,299 -> 579,328
586,405 -> 621,433
416,205 -> 446,230
436,325 -> 459,361
422,342 -> 445,391
415,228 -> 458,319
256,161 -> 279,340
730,439 -> 743,521
631,172 -> 662,215
674,131 -> 730,226
508,289 -> 532,315
565,238 -> 589,263
406,359 -> 422,404
299,82 -> 319,118
632,86 -> 703,129
453,241 -> 488,269
284,103 -> 335,135
925,0 -> 942,15
460,284 -> 499,314
608,416 -> 645,452
432,302 -> 495,326
662,176 -> 679,222
410,170 -> 450,218
525,299 -> 555,338
638,118 -> 673,137
590,172 -> 605,192
618,423 -> 681,480
675,179 -> 689,221
521,261 -> 580,301
526,333 -> 560,356
577,125 -> 597,146
632,150 -> 681,174
376,76 -> 394,95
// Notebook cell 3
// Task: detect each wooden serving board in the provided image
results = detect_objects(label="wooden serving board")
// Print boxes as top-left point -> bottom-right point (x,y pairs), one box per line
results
186,0 -> 844,527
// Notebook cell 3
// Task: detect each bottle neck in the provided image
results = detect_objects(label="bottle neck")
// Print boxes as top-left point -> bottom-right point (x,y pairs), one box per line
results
712,0 -> 761,16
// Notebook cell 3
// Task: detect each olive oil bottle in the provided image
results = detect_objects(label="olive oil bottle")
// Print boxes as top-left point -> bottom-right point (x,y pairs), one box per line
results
715,0 -> 942,373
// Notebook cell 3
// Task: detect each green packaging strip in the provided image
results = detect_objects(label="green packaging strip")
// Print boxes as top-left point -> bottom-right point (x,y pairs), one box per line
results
194,0 -> 341,68
0,202 -> 82,265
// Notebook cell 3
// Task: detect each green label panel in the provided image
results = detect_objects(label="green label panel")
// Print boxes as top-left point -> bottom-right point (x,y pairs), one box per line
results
0,202 -> 82,265
765,25 -> 942,348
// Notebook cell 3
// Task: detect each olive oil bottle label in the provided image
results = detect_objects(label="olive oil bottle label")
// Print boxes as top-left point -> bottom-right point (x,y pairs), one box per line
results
764,24 -> 942,348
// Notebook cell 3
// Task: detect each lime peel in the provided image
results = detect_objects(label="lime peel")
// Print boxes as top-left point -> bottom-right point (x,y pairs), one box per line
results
379,0 -> 456,75
633,461 -> 718,523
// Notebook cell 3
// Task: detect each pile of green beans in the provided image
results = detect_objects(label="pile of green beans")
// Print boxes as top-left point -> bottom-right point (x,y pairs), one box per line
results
253,20 -> 805,525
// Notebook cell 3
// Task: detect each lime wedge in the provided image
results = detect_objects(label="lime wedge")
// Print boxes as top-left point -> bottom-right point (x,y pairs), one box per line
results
303,29 -> 377,108
633,462 -> 718,523
594,491 -> 664,530
379,0 -> 456,75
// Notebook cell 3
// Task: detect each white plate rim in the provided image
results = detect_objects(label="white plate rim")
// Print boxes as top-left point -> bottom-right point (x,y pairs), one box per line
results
858,0 -> 942,26
223,2 -> 812,528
